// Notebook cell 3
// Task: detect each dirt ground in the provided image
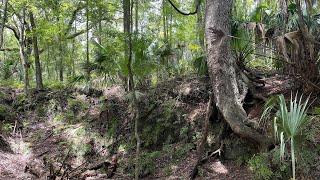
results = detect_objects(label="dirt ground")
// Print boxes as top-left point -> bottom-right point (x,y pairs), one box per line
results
0,75 -> 312,179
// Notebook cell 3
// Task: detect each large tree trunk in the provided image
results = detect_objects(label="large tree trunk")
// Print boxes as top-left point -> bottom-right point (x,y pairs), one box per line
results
205,0 -> 269,147
29,12 -> 43,90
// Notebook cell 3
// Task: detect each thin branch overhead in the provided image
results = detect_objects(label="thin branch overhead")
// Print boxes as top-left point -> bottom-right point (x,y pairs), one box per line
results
167,0 -> 199,16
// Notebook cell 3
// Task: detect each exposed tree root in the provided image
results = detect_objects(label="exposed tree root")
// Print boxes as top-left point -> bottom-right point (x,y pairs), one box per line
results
190,118 -> 228,179
189,94 -> 233,179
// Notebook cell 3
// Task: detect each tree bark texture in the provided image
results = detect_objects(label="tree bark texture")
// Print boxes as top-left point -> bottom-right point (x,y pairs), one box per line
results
18,9 -> 30,95
29,12 -> 43,90
0,0 -> 8,48
205,0 -> 269,146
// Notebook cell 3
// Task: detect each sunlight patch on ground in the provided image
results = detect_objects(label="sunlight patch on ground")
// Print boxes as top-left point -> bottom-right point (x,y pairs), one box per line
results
210,161 -> 229,174
8,136 -> 32,156
0,136 -> 35,179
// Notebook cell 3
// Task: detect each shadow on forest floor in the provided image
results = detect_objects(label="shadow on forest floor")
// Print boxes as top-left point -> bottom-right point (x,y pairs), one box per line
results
1,74 -> 319,179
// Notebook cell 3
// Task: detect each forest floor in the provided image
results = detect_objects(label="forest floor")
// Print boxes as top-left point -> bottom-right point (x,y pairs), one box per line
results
0,74 -> 318,179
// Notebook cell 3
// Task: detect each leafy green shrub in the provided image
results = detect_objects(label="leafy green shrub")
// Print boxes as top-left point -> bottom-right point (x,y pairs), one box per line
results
64,110 -> 77,123
45,81 -> 65,89
0,91 -> 5,100
0,80 -> 24,89
35,105 -> 46,117
162,143 -> 194,160
106,117 -> 119,138
53,113 -> 64,123
127,151 -> 161,177
1,122 -> 13,134
140,100 -> 184,148
269,148 -> 290,179
139,151 -> 161,176
67,98 -> 88,117
248,153 -> 274,180
0,104 -> 11,120
13,94 -> 26,111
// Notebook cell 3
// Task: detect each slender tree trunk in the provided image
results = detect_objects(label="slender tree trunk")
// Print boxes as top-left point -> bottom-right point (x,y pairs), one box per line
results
162,0 -> 167,41
124,0 -> 133,91
72,23 -> 76,76
205,0 -> 269,147
29,12 -> 43,90
18,9 -> 29,95
135,0 -> 138,33
57,15 -> 64,82
123,1 -> 141,179
59,42 -> 63,82
47,44 -> 50,80
86,0 -> 90,81
98,5 -> 103,45
0,0 -> 8,48
196,0 -> 204,50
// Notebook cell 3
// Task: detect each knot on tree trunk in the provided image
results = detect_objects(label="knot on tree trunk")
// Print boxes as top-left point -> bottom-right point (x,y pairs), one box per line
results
208,27 -> 225,45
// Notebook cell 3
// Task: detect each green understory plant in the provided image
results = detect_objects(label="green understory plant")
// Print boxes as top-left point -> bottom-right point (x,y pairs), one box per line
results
262,93 -> 310,180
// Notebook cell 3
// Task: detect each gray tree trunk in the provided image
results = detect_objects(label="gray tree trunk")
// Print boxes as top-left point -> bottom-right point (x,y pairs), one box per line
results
86,0 -> 90,81
205,0 -> 269,146
29,12 -> 43,90
18,9 -> 30,95
58,42 -> 63,82
0,0 -> 8,48
196,0 -> 204,49
123,0 -> 141,179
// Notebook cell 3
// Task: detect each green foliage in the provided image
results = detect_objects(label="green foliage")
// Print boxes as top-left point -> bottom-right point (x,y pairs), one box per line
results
163,143 -> 194,160
0,80 -> 24,89
35,105 -> 46,117
0,104 -> 13,121
193,56 -> 208,76
105,117 -> 119,138
128,151 -> 161,177
139,151 -> 161,176
1,122 -> 14,134
276,94 -> 310,180
44,81 -> 65,90
140,100 -> 185,148
231,20 -> 254,62
53,113 -> 64,123
262,93 -> 311,180
67,98 -> 88,116
248,153 -> 274,180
